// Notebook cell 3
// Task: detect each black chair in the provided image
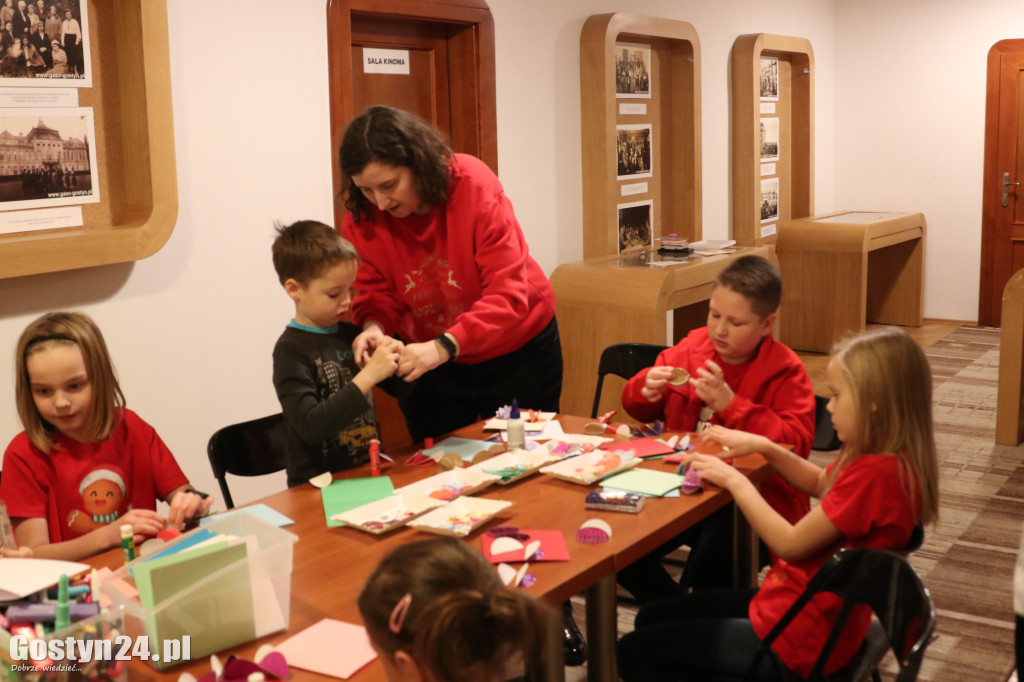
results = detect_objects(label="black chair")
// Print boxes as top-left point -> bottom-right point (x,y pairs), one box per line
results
207,414 -> 289,509
749,547 -> 936,682
813,394 -> 842,451
591,343 -> 668,418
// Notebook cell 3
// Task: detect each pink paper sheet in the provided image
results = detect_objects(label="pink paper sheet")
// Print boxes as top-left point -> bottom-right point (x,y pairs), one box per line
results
275,619 -> 377,679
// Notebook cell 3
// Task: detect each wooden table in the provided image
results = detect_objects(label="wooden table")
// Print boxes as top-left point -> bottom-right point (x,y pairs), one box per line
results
92,417 -> 770,682
776,210 -> 925,353
550,247 -> 775,418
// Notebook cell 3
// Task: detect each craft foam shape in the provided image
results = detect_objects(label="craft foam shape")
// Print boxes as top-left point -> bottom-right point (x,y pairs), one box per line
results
490,536 -> 525,555
616,424 -> 632,436
308,472 -> 332,488
524,540 -> 541,561
497,563 -> 517,586
515,563 -> 530,587
665,434 -> 679,449
680,434 -> 691,450
580,518 -> 613,537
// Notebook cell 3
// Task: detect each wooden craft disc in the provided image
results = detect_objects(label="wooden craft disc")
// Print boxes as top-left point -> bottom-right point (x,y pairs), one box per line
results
472,448 -> 499,465
583,422 -> 607,435
438,452 -> 463,470
669,368 -> 691,387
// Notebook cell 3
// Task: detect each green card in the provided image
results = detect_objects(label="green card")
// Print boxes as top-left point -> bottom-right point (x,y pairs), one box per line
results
321,477 -> 394,527
601,469 -> 685,497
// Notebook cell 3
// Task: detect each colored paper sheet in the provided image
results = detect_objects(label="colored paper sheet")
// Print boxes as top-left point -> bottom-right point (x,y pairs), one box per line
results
200,503 -> 295,528
321,477 -> 395,528
275,618 -> 377,679
133,528 -> 219,571
482,529 -> 571,564
424,437 -> 495,463
131,538 -> 242,610
599,438 -> 676,458
601,469 -> 685,497
0,558 -> 90,600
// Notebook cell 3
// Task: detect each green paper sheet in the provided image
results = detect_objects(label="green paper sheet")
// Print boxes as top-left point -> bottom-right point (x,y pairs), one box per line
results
601,469 -> 685,497
321,477 -> 395,528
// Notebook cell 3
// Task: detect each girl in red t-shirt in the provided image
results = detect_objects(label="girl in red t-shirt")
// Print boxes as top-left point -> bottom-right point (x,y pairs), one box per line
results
618,327 -> 939,680
1,312 -> 213,561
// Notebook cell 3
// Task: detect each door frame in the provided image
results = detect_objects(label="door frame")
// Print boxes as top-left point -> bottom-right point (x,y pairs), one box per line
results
326,0 -> 497,213
979,39 -> 1024,326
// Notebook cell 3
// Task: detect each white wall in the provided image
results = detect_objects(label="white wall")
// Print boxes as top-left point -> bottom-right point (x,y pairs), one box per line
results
833,0 -> 1024,322
0,0 -> 997,507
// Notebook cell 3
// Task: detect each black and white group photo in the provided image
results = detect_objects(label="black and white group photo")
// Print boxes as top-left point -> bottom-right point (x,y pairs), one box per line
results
617,200 -> 653,252
615,43 -> 651,97
0,1 -> 90,84
616,124 -> 653,179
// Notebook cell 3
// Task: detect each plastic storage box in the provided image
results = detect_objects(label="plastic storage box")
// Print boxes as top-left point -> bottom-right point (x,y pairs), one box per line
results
100,513 -> 297,670
0,606 -> 127,682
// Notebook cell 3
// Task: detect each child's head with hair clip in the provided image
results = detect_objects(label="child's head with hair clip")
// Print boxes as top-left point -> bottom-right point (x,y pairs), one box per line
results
358,537 -> 551,682
15,311 -> 125,453
826,326 -> 939,525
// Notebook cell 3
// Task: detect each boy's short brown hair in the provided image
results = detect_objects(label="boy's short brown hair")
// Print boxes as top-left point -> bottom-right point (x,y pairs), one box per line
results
271,220 -> 359,286
714,254 -> 782,318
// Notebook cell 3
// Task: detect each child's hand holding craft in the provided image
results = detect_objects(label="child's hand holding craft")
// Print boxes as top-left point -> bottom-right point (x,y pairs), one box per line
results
640,366 -> 674,402
698,426 -> 770,458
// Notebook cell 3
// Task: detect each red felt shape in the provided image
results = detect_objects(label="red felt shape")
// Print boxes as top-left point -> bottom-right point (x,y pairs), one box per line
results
598,438 -> 676,458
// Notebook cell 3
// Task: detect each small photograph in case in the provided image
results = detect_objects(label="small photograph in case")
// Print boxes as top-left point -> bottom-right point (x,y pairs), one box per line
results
585,490 -> 646,513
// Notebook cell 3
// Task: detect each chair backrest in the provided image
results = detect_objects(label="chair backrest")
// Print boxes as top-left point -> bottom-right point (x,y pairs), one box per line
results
591,343 -> 668,418
813,394 -> 842,451
207,413 -> 289,509
752,547 -> 936,682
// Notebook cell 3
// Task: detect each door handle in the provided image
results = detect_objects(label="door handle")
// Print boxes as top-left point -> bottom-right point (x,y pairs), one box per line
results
1003,172 -> 1020,207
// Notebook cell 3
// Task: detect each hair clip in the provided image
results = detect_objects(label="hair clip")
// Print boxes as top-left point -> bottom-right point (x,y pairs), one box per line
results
389,593 -> 412,634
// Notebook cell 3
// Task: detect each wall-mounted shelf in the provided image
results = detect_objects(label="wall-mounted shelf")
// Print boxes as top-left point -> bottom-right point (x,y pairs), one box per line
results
580,13 -> 701,259
0,0 -> 177,280
731,33 -> 812,246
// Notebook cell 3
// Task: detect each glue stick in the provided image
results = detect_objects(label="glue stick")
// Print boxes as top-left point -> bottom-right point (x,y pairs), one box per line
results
507,399 -> 526,451
369,439 -> 381,476
120,524 -> 135,563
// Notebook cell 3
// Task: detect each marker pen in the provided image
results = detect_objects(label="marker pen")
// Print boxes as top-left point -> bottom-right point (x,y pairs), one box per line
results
120,524 -> 135,563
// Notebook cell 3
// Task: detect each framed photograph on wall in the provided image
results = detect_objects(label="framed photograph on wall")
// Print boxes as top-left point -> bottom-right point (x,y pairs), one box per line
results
759,56 -> 779,101
0,107 -> 99,211
617,199 -> 653,252
616,124 -> 653,180
0,3 -> 93,87
760,117 -> 779,162
760,177 -> 779,224
615,42 -> 651,98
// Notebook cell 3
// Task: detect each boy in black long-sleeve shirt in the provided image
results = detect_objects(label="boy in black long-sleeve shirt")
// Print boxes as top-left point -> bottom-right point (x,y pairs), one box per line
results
271,220 -> 402,487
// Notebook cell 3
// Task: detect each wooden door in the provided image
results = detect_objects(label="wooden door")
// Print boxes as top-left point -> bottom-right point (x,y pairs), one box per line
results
980,40 -> 1024,327
327,0 -> 497,450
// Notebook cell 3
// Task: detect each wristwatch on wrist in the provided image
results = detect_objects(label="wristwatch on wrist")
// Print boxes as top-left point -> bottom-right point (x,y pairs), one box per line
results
435,334 -> 458,362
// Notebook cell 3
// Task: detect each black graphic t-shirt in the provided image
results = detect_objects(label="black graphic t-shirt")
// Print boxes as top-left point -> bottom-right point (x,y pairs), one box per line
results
272,322 -> 380,487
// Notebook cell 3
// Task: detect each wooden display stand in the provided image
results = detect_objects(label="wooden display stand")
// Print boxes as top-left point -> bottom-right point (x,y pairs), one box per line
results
551,246 -> 773,418
580,13 -> 701,257
776,211 -> 925,353
997,267 -> 1024,445
0,1 -> 177,279
731,34 -> 813,246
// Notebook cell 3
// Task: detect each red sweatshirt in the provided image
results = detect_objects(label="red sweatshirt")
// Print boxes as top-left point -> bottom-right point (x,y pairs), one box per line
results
622,327 -> 816,524
342,154 -> 555,364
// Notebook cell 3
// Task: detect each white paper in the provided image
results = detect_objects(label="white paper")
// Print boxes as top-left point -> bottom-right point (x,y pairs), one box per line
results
621,182 -> 648,196
619,103 -> 646,115
0,205 -> 82,235
760,163 -> 776,176
0,88 -> 78,108
760,102 -> 775,114
761,224 -> 778,238
0,558 -> 90,600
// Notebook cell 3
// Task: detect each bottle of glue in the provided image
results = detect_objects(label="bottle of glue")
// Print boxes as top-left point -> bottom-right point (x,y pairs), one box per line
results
369,439 -> 381,476
507,399 -> 526,451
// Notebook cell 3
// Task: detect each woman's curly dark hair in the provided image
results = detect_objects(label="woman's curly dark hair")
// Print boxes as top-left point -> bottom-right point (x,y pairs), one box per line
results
339,106 -> 453,222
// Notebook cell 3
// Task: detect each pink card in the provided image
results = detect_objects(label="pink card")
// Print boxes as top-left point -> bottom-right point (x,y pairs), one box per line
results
482,529 -> 571,563
599,438 -> 676,458
275,619 -> 377,679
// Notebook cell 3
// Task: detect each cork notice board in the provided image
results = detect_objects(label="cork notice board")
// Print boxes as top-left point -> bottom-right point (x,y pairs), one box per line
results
0,0 -> 177,279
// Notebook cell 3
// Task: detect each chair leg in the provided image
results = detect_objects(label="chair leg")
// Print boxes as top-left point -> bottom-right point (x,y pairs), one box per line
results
591,376 -> 605,419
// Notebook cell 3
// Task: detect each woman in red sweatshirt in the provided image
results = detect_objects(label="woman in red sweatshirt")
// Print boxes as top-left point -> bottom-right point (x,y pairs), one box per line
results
338,105 -> 562,443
